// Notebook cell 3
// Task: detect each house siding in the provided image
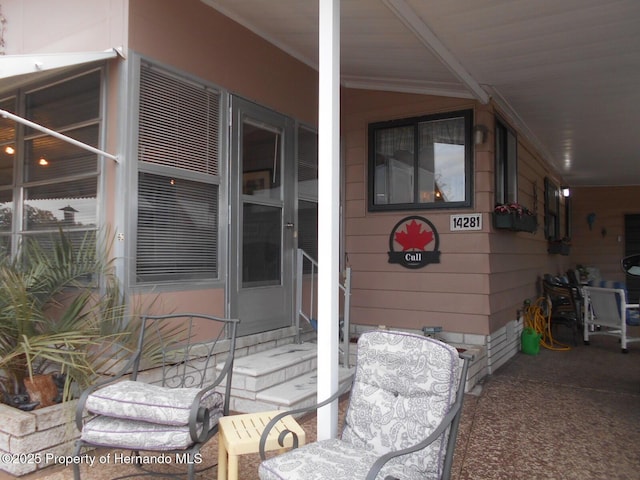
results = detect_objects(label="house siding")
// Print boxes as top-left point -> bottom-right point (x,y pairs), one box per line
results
571,186 -> 640,282
123,0 -> 320,316
342,88 -> 494,334
128,0 -> 318,126
4,0 -> 582,348
343,88 -> 572,338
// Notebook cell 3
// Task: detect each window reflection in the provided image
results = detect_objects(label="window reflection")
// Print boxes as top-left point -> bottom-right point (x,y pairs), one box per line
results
24,178 -> 97,230
369,111 -> 472,211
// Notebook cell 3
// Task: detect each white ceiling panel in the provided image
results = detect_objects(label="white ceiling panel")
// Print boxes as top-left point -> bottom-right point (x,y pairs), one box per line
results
202,0 -> 640,186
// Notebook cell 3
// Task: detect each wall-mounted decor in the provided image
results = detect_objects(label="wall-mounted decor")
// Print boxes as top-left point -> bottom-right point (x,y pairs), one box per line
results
388,216 -> 440,269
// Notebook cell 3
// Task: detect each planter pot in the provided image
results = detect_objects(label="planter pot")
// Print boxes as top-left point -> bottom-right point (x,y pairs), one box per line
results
0,400 -> 80,476
493,212 -> 538,233
23,374 -> 59,409
493,212 -> 516,229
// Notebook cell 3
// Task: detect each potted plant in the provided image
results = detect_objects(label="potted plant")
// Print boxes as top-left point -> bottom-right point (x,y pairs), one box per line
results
493,202 -> 538,233
0,230 -> 136,410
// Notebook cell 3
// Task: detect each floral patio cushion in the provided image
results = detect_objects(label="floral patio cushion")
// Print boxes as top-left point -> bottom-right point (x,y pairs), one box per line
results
85,380 -> 224,426
80,413 -> 222,451
259,330 -> 460,480
340,331 -> 459,478
258,438 -> 407,480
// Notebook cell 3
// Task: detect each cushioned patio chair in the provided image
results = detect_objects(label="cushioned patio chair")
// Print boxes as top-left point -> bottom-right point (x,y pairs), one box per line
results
73,313 -> 239,479
583,286 -> 640,353
258,330 -> 471,480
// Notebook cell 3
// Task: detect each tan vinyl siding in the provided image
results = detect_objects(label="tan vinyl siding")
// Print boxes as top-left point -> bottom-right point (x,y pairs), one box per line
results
571,186 -> 640,282
343,88 -> 491,334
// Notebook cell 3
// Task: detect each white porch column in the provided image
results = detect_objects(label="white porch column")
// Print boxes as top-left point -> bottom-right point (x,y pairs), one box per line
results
317,0 -> 340,440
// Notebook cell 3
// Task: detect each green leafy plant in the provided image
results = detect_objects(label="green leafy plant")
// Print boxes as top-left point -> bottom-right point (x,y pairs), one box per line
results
0,230 -> 140,408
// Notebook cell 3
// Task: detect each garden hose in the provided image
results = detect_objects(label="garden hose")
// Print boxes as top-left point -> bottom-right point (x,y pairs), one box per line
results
523,297 -> 571,351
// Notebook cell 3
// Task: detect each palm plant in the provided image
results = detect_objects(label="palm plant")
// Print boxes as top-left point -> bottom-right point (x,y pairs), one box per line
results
0,230 -> 136,408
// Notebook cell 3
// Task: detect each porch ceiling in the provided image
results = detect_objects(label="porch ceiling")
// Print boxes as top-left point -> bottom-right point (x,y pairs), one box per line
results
202,0 -> 640,187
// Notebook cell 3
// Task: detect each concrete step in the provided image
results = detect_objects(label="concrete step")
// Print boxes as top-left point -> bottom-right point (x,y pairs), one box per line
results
226,341 -> 355,413
256,367 -> 354,409
231,342 -> 317,393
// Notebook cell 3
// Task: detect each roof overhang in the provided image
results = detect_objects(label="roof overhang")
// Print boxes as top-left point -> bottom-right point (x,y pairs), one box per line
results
0,48 -> 123,163
0,48 -> 122,78
0,48 -> 123,92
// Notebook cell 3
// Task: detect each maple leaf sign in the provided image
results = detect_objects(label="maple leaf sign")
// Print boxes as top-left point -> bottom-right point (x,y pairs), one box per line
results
394,219 -> 434,251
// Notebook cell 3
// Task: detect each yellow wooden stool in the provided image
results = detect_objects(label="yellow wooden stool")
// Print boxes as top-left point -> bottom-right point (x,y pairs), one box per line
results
218,410 -> 306,480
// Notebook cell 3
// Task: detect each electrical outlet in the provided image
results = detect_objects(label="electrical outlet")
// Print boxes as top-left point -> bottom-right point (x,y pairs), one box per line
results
422,326 -> 443,336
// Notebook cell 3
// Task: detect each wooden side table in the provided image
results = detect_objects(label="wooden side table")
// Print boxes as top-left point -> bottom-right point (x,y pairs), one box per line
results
218,410 -> 306,480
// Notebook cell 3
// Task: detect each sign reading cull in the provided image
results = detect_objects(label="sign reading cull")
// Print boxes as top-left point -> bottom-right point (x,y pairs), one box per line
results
388,216 -> 441,269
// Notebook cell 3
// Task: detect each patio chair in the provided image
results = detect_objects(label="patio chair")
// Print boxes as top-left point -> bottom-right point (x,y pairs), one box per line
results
73,313 -> 239,479
542,279 -> 581,345
583,286 -> 640,353
258,330 -> 471,480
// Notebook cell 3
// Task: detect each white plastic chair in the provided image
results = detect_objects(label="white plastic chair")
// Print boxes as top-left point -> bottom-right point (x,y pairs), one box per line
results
583,286 -> 640,353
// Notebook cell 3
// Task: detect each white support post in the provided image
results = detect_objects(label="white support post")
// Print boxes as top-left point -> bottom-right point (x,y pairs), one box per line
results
317,0 -> 340,441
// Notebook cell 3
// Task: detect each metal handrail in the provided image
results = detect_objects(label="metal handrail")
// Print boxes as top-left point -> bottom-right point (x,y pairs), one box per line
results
295,248 -> 352,367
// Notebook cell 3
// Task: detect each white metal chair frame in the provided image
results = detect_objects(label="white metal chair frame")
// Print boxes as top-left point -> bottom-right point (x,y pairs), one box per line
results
583,286 -> 640,353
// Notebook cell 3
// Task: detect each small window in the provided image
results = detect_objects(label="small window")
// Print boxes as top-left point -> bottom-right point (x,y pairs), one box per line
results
495,117 -> 517,205
544,177 -> 560,240
368,110 -> 473,211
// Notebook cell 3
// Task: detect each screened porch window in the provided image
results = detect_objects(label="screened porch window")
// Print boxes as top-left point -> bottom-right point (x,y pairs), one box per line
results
136,63 -> 220,284
0,70 -> 102,258
368,110 -> 472,211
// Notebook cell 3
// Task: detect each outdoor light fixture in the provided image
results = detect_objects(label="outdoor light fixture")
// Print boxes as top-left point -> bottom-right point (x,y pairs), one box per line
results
473,125 -> 488,145
561,186 -> 570,197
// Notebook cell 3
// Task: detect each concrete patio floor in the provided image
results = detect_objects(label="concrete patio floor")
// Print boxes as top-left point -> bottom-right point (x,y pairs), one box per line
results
3,329 -> 639,479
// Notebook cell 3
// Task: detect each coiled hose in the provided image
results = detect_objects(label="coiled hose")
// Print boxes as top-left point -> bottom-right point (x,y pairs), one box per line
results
523,297 -> 571,351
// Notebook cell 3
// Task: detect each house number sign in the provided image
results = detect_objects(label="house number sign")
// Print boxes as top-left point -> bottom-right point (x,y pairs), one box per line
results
450,213 -> 482,231
388,216 -> 440,269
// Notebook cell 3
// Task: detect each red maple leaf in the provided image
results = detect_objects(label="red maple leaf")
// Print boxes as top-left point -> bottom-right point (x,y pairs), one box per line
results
395,220 -> 433,251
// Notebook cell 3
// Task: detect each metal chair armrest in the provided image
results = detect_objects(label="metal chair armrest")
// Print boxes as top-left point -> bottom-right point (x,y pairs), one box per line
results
364,403 -> 461,480
259,379 -> 352,460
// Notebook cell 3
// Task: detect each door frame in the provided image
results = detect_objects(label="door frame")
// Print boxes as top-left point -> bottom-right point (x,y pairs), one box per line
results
228,96 -> 296,336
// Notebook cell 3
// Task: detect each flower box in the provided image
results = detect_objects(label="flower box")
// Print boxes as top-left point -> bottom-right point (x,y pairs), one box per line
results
493,212 -> 538,233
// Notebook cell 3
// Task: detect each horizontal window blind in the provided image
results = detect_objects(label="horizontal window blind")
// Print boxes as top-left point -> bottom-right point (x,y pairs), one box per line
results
137,172 -> 218,282
139,64 -> 219,176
